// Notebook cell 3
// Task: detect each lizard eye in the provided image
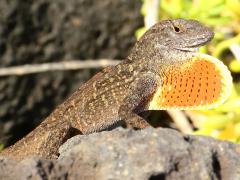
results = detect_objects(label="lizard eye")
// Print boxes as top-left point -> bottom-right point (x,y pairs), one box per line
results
173,26 -> 181,33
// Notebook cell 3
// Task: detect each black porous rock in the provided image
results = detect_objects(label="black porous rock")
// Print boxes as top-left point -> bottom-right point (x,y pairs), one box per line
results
1,128 -> 240,180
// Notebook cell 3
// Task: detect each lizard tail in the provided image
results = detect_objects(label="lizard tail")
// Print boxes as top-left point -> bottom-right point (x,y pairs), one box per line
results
0,112 -> 73,161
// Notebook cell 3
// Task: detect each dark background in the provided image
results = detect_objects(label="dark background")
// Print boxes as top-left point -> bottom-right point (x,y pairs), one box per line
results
0,0 -> 144,146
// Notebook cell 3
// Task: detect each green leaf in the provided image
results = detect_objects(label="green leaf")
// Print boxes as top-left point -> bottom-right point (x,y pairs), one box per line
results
201,113 -> 235,129
201,17 -> 232,25
161,0 -> 184,17
226,0 -> 240,17
214,99 -> 240,113
229,59 -> 240,73
0,144 -> 4,152
135,27 -> 147,40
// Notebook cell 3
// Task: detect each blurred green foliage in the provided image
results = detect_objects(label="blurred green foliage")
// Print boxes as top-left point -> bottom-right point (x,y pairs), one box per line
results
138,0 -> 240,143
0,144 -> 4,152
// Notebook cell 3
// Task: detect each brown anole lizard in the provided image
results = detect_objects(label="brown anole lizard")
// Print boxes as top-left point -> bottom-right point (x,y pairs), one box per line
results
0,19 -> 232,160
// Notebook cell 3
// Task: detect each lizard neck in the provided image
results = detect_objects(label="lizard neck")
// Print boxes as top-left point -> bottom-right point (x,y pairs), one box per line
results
128,42 -> 195,67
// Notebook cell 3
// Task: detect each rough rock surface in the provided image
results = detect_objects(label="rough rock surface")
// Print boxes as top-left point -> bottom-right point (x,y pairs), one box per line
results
1,128 -> 240,180
0,0 -> 143,146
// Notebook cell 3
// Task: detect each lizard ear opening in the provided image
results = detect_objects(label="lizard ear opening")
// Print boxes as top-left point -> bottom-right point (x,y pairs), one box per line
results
173,26 -> 181,33
148,53 -> 232,110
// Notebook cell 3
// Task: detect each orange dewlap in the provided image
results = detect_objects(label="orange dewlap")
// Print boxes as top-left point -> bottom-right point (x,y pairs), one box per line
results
148,53 -> 232,110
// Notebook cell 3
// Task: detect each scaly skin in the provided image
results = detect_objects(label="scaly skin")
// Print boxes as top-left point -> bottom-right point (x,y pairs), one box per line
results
1,19 -> 214,160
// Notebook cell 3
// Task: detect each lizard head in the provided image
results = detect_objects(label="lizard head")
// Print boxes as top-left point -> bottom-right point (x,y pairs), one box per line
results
128,19 -> 214,64
158,19 -> 214,52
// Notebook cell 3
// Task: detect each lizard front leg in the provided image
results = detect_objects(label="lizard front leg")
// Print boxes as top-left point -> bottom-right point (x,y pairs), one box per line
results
119,72 -> 159,129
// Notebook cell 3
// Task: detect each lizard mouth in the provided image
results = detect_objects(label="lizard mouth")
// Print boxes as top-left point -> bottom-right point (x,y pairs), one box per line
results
175,47 -> 199,52
174,36 -> 212,53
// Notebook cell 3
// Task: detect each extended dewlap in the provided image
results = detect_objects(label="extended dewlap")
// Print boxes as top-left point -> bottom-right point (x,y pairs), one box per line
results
149,53 -> 232,110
